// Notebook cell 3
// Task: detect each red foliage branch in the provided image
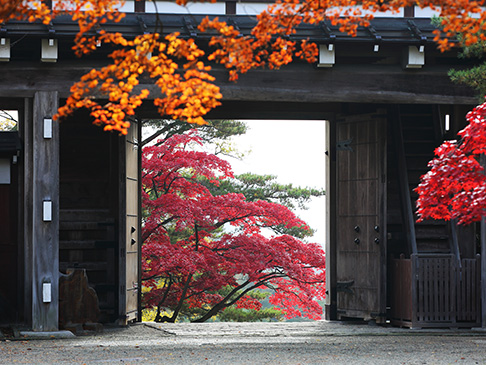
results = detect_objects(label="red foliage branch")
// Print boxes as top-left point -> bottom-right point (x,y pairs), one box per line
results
417,101 -> 486,224
6,0 -> 486,134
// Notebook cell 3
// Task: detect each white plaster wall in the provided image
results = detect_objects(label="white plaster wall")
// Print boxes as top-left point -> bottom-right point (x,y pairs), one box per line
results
51,1 -> 449,19
414,6 -> 441,18
39,0 -> 480,19
145,1 -> 226,14
236,3 -> 270,15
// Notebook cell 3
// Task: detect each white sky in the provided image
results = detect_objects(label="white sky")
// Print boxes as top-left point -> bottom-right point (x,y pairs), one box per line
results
222,120 -> 327,246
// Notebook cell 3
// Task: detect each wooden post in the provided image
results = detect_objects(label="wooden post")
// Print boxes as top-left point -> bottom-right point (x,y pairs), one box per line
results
23,97 -> 34,325
134,0 -> 145,12
325,118 -> 337,320
137,120 -> 142,322
118,121 -> 141,325
118,132 -> 127,325
31,91 -> 59,331
481,217 -> 486,327
480,154 -> 486,328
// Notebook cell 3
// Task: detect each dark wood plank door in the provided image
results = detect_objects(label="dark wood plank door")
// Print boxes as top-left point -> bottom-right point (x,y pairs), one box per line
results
336,112 -> 387,322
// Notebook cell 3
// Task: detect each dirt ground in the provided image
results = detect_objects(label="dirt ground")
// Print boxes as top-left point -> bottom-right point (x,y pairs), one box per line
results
2,321 -> 486,364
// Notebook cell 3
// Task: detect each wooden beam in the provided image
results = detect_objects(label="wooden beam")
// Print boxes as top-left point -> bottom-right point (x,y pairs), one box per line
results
205,101 -> 341,120
211,64 -> 476,105
0,62 -> 477,106
31,91 -> 59,331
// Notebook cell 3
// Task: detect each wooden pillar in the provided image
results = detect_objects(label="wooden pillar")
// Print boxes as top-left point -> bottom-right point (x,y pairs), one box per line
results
118,132 -> 127,325
225,1 -> 236,15
134,0 -> 145,12
481,154 -> 486,328
30,91 -> 59,331
118,121 -> 141,325
481,217 -> 486,327
325,118 -> 337,320
404,6 -> 414,17
23,97 -> 33,325
137,120 -> 142,322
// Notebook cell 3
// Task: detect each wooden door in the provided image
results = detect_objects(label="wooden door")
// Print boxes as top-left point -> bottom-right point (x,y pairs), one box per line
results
336,112 -> 387,322
119,121 -> 141,324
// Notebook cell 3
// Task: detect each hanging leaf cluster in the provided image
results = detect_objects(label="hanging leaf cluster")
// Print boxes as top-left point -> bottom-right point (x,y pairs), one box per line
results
4,0 -> 486,134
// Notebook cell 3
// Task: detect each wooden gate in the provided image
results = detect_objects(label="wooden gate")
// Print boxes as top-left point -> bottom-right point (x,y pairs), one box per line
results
336,112 -> 387,322
391,254 -> 481,328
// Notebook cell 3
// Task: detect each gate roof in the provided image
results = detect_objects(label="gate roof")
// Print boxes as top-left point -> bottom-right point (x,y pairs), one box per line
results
2,14 -> 443,46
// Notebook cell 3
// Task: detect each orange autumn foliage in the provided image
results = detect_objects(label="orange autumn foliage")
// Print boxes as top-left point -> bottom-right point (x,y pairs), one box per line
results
3,0 -> 486,134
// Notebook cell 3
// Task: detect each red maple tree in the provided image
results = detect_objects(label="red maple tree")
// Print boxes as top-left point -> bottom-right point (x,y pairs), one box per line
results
141,131 -> 326,322
416,102 -> 486,224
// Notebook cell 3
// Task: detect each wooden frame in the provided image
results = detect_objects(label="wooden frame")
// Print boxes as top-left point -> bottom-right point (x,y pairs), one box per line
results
391,254 -> 481,328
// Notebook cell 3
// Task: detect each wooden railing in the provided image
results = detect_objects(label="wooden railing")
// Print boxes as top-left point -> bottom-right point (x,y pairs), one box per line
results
391,254 -> 481,328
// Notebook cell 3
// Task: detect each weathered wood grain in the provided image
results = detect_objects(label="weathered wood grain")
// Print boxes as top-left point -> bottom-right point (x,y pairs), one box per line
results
22,97 -> 33,324
335,112 -> 387,322
118,120 -> 141,325
0,61 -> 477,106
31,91 -> 59,331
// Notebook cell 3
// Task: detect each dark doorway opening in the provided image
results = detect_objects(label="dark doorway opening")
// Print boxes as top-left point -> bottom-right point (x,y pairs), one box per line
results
0,124 -> 21,323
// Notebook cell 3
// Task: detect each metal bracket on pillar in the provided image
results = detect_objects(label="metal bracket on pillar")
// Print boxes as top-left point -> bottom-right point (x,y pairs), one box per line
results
43,117 -> 53,139
337,138 -> 353,152
0,37 -> 10,62
318,44 -> 335,68
41,22 -> 58,62
405,20 -> 426,68
367,25 -> 382,52
41,39 -> 58,62
404,45 -> 425,68
43,200 -> 52,221
0,25 -> 9,61
317,22 -> 336,67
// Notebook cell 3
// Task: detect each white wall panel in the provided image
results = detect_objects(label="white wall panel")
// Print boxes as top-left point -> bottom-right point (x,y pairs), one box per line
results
147,1 -> 225,14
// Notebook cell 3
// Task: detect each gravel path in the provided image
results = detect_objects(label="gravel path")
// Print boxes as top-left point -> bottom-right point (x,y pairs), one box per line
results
1,321 -> 486,364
